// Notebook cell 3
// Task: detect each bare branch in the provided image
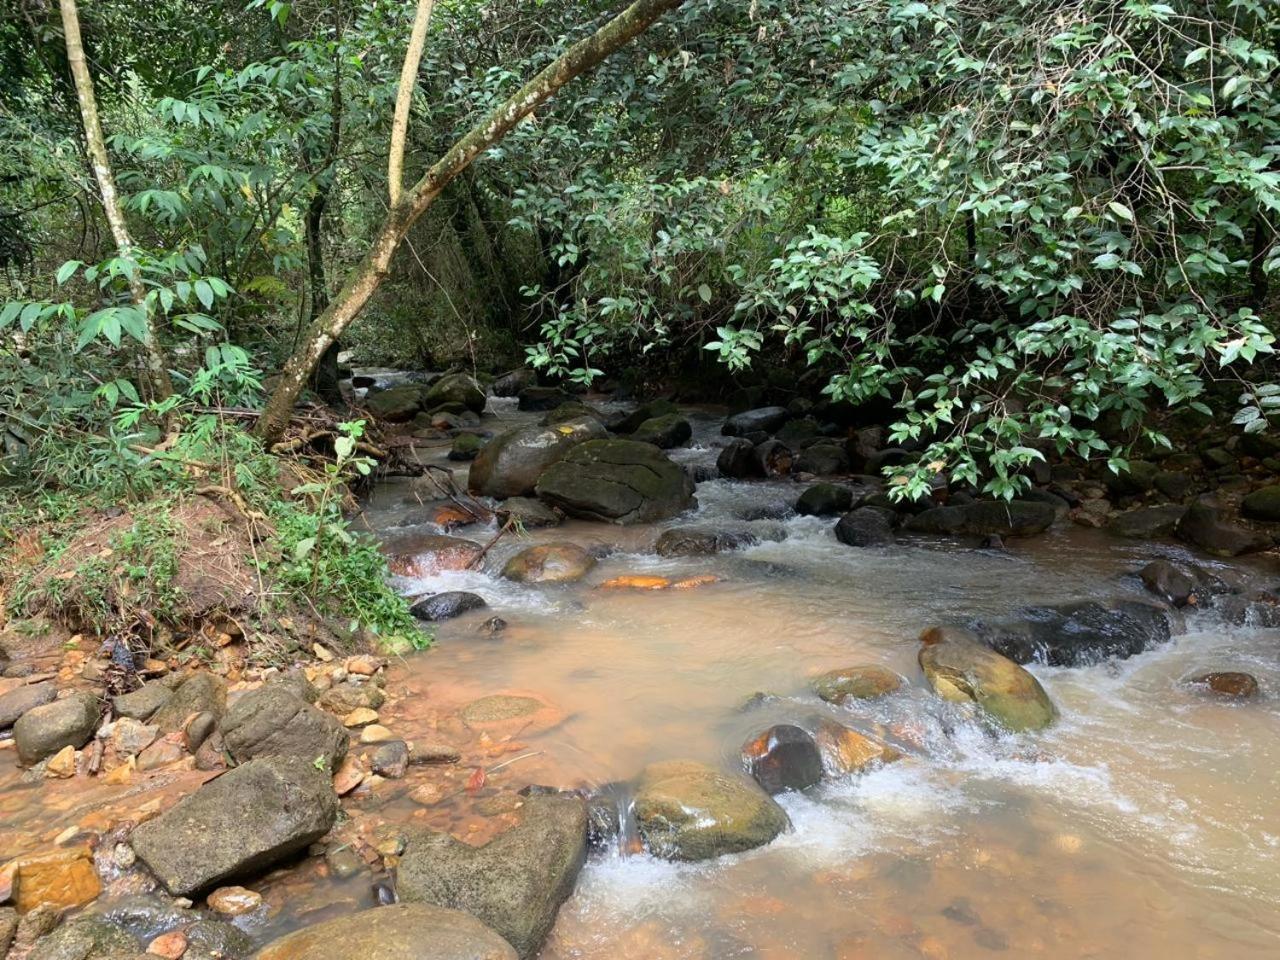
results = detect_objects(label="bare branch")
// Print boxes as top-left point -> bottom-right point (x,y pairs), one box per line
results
388,0 -> 436,208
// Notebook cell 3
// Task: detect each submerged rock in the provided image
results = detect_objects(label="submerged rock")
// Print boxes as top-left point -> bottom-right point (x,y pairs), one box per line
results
811,665 -> 903,703
398,795 -> 587,959
1185,671 -> 1259,698
632,760 -> 789,862
221,685 -> 348,770
14,691 -> 100,766
918,627 -> 1056,732
654,527 -> 757,557
535,440 -> 696,524
252,903 -> 517,960
971,598 -> 1174,666
410,591 -> 488,621
905,500 -> 1055,538
27,916 -> 138,960
1175,500 -> 1271,556
501,543 -> 596,584
813,719 -> 901,775
468,419 -> 606,500
131,756 -> 338,896
741,724 -> 823,794
386,535 -> 484,578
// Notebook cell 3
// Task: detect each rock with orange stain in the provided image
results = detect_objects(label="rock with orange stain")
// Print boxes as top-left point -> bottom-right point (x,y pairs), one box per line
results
147,929 -> 188,958
458,692 -> 563,736
410,783 -> 446,807
427,503 -> 480,530
671,574 -> 722,590
44,745 -> 77,779
207,884 -> 263,916
103,757 -> 135,785
333,756 -> 366,796
599,575 -> 671,591
918,935 -> 950,960
344,655 -> 383,677
814,720 -> 901,776
386,535 -> 483,578
9,845 -> 101,913
342,708 -> 379,728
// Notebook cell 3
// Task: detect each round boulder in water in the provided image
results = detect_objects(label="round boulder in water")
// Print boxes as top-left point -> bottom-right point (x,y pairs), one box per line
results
535,440 -> 696,524
722,406 -> 790,437
501,543 -> 596,584
811,665 -> 903,703
917,627 -> 1056,732
631,413 -> 693,449
795,483 -> 854,517
424,373 -> 486,414
834,507 -> 895,547
1185,671 -> 1259,698
813,719 -> 901,775
632,759 -> 789,862
468,418 -> 606,500
411,591 -> 488,622
741,724 -> 823,794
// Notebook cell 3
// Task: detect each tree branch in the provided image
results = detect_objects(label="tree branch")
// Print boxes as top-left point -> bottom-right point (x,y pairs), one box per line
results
388,0 -> 436,208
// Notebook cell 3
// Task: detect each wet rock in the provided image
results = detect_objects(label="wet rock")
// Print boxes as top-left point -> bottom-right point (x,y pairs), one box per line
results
398,795 -> 587,959
1139,560 -> 1195,606
371,740 -> 409,779
387,535 -> 483,577
814,719 -> 900,775
151,673 -> 226,734
467,419 -> 606,500
536,439 -> 696,524
501,543 -> 596,584
653,528 -> 757,557
111,683 -> 173,722
795,442 -> 850,477
1185,672 -> 1259,698
424,373 -> 486,414
495,497 -> 560,529
1241,484 -> 1280,522
716,438 -> 758,479
516,386 -> 573,412
410,592 -> 488,622
1107,504 -> 1187,539
834,507 -> 895,547
0,680 -> 56,728
252,903 -> 517,960
221,685 -> 348,771
459,695 -> 554,731
1175,500 -> 1271,556
26,917 -> 138,960
131,755 -> 338,896
366,386 -> 425,423
865,448 -> 910,474
795,483 -> 854,517
0,907 -> 14,956
753,439 -> 794,478
631,414 -> 692,449
973,598 -> 1174,666
632,760 -> 789,862
540,402 -> 602,427
409,740 -> 461,765
905,500 -> 1055,538
448,433 -> 485,462
1104,459 -> 1158,497
207,885 -> 262,917
811,665 -> 903,703
605,399 -> 679,435
1216,590 -> 1280,627
11,846 -> 101,913
918,627 -> 1056,732
723,407 -> 790,437
490,368 -> 536,398
318,683 -> 385,716
1201,446 -> 1237,470
741,724 -> 823,794
14,690 -> 100,766
1154,470 -> 1194,501
183,918 -> 254,958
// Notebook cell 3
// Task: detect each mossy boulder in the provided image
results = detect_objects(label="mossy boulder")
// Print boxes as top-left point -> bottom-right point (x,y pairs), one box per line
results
1241,484 -> 1280,522
631,414 -> 692,449
632,760 -> 789,862
365,385 -> 426,423
424,373 -> 486,414
468,419 -> 606,500
918,628 -> 1056,732
448,433 -> 486,462
811,665 -> 903,703
535,440 -> 696,524
795,483 -> 854,517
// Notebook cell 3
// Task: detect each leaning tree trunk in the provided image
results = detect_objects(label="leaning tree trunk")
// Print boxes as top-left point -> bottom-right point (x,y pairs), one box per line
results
59,0 -> 174,402
255,0 -> 686,443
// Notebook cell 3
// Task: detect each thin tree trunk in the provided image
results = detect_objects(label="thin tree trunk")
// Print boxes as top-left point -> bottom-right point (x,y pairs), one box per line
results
59,0 -> 174,402
256,0 -> 686,442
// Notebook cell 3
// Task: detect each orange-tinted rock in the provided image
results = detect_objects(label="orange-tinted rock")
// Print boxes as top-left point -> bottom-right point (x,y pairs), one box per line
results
600,575 -> 671,591
1187,671 -> 1259,698
387,536 -> 483,578
148,929 -> 188,958
428,504 -> 481,529
11,845 -> 100,913
207,884 -> 262,916
671,574 -> 722,590
333,756 -> 366,796
44,745 -> 76,779
814,720 -> 901,775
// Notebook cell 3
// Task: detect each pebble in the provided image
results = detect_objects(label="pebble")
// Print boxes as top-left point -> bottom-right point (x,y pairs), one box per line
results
410,783 -> 445,806
408,740 -> 461,765
207,885 -> 263,916
147,929 -> 188,958
371,741 -> 409,779
44,745 -> 76,779
360,724 -> 394,744
342,708 -> 379,728
333,756 -> 366,796
313,644 -> 335,662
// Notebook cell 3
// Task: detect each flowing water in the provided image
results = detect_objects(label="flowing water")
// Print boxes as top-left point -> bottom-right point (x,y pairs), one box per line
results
363,399 -> 1280,960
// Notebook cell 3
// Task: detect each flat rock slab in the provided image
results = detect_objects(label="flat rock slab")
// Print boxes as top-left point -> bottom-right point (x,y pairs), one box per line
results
398,795 -> 587,959
131,756 -> 338,896
252,903 -> 516,960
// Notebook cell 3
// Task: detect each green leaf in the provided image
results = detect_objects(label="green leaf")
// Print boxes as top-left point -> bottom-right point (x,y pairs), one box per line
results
293,536 -> 316,560
1107,201 -> 1134,223
195,279 -> 215,310
697,283 -> 712,303
56,260 -> 83,285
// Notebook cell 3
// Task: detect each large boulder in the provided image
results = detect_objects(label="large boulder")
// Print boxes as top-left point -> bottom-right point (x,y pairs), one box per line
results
366,386 -> 426,423
811,665 -> 902,703
490,368 -> 536,398
425,373 -> 486,414
1107,504 -> 1186,539
14,691 -> 100,766
904,500 -> 1055,538
970,598 -> 1174,666
501,544 -> 596,584
795,442 -> 850,476
398,795 -> 587,959
252,904 -> 517,960
834,508 -> 894,547
535,440 -> 696,524
606,399 -> 679,435
151,673 -> 226,734
632,760 -> 789,862
468,419 -> 606,500
1176,500 -> 1271,556
221,686 -> 348,770
722,407 -> 790,437
516,386 -> 573,412
0,680 -> 56,729
1241,485 -> 1280,522
131,756 -> 338,896
631,414 -> 692,450
112,683 -> 173,722
795,483 -> 854,517
918,628 -> 1056,732
741,725 -> 823,794
716,438 -> 759,479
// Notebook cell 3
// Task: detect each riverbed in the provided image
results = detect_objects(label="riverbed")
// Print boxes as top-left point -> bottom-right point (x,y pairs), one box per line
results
358,400 -> 1280,960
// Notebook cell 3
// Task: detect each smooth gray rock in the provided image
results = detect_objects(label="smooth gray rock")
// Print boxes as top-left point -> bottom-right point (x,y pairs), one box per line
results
468,419 -> 606,500
221,685 -> 348,770
14,690 -> 99,766
0,680 -> 56,729
111,683 -> 173,722
536,440 -> 696,524
151,673 -> 226,733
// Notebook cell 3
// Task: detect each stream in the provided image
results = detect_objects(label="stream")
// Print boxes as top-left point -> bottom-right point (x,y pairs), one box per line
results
357,399 -> 1280,959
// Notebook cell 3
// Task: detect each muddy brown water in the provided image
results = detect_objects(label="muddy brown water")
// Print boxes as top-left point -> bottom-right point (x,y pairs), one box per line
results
2,397 -> 1278,958
359,400 -> 1280,959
